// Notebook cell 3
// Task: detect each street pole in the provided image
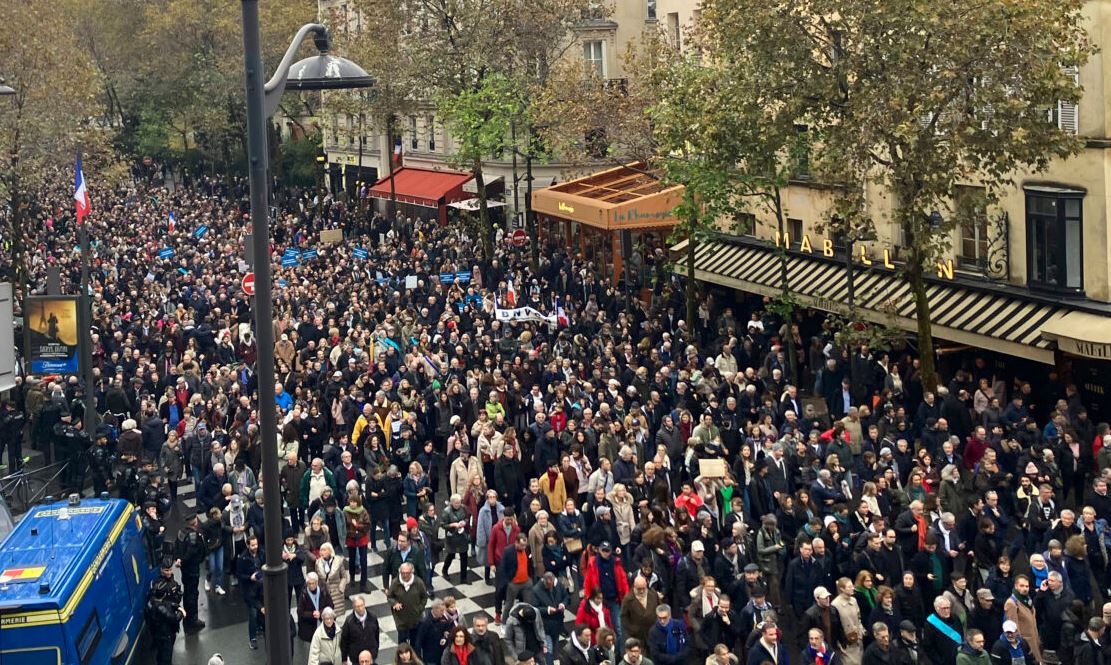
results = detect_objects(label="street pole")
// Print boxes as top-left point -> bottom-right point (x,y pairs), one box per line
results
240,1 -> 290,662
78,220 -> 96,433
511,121 -> 520,219
844,234 -> 856,392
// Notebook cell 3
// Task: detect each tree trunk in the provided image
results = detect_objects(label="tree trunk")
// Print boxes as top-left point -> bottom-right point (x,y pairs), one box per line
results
907,257 -> 938,392
473,159 -> 493,259
773,187 -> 798,385
386,115 -> 398,222
526,131 -> 538,273
685,223 -> 697,326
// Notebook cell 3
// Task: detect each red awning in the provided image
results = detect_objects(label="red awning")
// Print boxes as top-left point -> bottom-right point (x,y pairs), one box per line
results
368,168 -> 472,208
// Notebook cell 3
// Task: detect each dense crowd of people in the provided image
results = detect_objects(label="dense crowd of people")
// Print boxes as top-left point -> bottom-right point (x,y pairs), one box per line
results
3,165 -> 1111,665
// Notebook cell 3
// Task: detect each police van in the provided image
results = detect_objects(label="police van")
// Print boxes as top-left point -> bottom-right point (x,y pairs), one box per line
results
0,497 -> 155,665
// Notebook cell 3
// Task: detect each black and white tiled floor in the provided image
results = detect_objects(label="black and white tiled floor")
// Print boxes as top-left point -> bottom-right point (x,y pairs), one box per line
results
170,479 -> 580,664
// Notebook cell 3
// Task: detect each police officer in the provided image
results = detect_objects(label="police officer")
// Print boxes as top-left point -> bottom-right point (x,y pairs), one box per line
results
87,432 -> 114,496
0,400 -> 26,472
53,419 -> 89,493
115,454 -> 141,505
174,512 -> 207,633
142,502 -> 166,562
147,557 -> 185,665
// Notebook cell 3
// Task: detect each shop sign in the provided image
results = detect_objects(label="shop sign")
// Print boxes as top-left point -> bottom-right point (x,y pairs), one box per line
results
558,202 -> 575,214
613,207 -> 675,224
1068,340 -> 1111,360
775,232 -> 955,280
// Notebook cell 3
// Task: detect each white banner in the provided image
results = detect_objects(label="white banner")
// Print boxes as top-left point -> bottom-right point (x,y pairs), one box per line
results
495,305 -> 556,325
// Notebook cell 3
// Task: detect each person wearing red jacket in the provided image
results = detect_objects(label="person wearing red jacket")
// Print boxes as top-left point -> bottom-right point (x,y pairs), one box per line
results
582,542 -> 629,648
488,509 -> 521,569
574,588 -> 614,643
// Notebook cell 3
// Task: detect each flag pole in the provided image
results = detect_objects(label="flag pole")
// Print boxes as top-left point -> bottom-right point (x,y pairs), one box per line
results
77,151 -> 97,439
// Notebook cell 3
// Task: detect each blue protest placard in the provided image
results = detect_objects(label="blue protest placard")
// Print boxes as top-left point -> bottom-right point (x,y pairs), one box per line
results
282,247 -> 299,259
193,224 -> 209,239
281,255 -> 299,268
353,247 -> 369,260
277,279 -> 287,289
439,271 -> 473,284
303,248 -> 319,261
158,247 -> 174,259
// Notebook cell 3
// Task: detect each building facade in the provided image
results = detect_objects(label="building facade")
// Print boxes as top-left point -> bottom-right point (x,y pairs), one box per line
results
681,0 -> 1111,415
313,0 -> 699,221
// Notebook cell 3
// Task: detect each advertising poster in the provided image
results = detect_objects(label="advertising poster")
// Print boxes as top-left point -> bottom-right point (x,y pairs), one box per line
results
25,296 -> 80,374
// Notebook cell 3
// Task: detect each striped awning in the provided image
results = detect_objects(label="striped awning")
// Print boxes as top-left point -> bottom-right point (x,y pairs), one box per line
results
675,237 -> 1071,364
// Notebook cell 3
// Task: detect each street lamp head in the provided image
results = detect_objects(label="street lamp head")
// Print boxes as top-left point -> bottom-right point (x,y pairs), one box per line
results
0,78 -> 15,97
285,31 -> 374,91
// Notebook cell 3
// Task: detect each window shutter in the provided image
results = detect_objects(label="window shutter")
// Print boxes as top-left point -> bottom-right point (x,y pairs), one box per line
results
1058,66 -> 1080,135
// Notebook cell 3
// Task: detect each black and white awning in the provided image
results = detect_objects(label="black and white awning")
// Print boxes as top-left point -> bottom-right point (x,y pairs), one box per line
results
673,236 -> 1078,364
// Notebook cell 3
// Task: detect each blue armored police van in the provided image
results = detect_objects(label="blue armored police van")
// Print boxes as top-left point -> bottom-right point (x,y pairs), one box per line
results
0,497 -> 155,665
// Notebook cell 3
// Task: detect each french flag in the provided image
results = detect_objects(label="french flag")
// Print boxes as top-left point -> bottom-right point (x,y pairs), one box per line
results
506,278 -> 517,307
168,212 -> 177,234
556,298 -> 568,326
74,154 -> 91,225
393,136 -> 403,164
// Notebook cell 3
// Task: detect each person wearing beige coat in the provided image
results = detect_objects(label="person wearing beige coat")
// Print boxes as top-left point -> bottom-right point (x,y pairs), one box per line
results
1003,577 -> 1042,664
315,543 -> 351,617
528,512 -> 556,577
308,607 -> 343,665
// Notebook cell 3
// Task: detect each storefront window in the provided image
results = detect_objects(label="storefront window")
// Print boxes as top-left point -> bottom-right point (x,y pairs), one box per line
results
1026,188 -> 1083,293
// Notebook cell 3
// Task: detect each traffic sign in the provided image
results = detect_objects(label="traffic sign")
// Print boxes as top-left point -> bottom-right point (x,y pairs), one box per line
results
511,229 -> 528,247
242,272 -> 255,296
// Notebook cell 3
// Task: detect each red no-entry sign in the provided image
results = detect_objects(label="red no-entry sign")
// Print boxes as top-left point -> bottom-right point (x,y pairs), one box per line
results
242,272 -> 255,296
511,229 -> 528,247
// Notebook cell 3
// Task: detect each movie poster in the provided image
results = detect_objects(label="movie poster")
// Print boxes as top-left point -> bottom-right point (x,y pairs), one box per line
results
24,297 -> 80,374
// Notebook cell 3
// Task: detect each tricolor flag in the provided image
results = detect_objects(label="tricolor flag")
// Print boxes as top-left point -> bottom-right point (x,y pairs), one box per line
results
556,298 -> 568,326
74,154 -> 91,225
506,278 -> 517,307
0,565 -> 46,583
168,212 -> 177,234
393,136 -> 403,164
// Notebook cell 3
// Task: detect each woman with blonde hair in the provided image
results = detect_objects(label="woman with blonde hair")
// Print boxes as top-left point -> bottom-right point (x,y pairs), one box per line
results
315,542 -> 350,616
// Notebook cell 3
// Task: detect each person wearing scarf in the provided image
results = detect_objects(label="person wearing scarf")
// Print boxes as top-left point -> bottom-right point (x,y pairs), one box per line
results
1002,575 -> 1042,663
560,624 -> 595,665
443,626 -> 479,665
853,572 -> 878,614
296,572 -> 333,643
802,627 -> 839,665
990,621 -> 1036,665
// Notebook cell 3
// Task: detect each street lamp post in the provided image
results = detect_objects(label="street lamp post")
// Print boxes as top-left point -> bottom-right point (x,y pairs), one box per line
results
238,3 -> 372,663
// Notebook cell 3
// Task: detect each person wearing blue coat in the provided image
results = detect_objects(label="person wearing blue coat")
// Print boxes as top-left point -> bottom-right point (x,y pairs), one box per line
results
746,620 -> 790,665
475,491 -> 505,583
647,604 -> 689,665
414,598 -> 454,665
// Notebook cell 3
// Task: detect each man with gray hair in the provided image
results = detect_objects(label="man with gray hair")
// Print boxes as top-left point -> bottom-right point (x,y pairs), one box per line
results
532,571 -> 570,648
415,597 -> 452,664
387,561 -> 428,645
1036,569 -> 1075,662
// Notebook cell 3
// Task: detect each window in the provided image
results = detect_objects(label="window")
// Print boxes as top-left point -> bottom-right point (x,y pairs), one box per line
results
792,125 -> 811,178
1026,188 -> 1083,292
77,610 -> 102,664
583,41 -> 605,77
667,13 -> 681,50
788,218 -> 803,243
956,187 -> 988,269
409,116 -> 418,151
736,212 -> 757,236
427,116 -> 436,152
1049,66 -> 1080,134
647,0 -> 657,20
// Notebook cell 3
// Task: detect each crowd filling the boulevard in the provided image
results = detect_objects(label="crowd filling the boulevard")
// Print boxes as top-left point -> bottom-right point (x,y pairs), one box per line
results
5,166 -> 1111,665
